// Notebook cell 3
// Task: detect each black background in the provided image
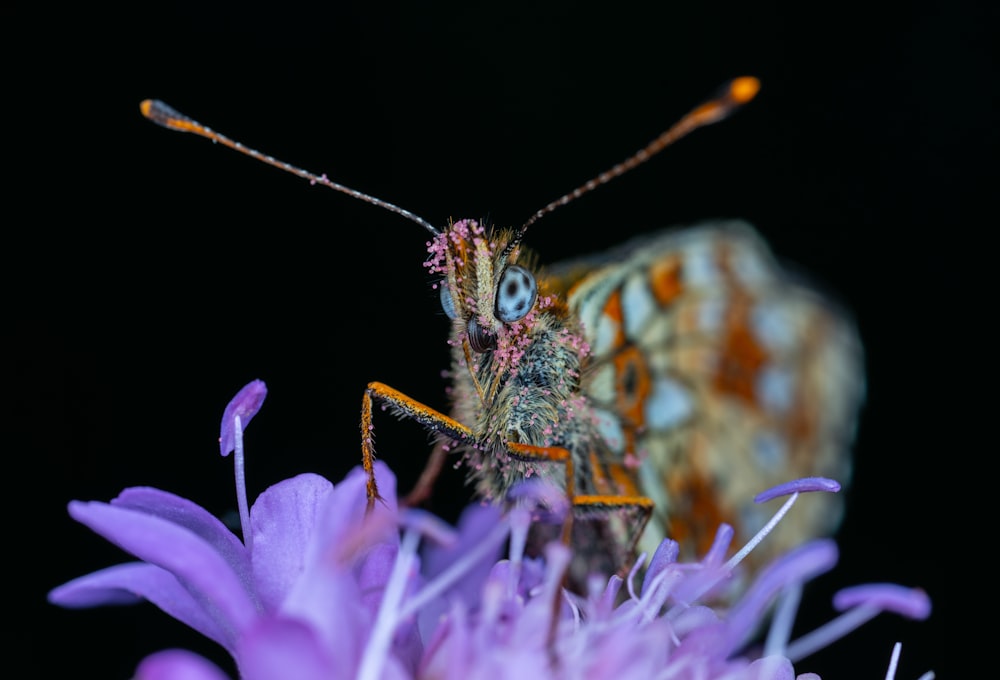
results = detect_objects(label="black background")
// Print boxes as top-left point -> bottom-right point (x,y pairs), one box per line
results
8,1 -> 989,678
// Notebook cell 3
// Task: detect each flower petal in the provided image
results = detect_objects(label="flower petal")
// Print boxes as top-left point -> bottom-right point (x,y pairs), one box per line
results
247,473 -> 335,612
135,649 -> 233,680
237,616 -> 412,680
276,465 -> 402,659
112,487 -> 252,586
49,562 -> 146,607
48,562 -> 233,647
746,654 -> 796,680
66,498 -> 259,648
314,462 -> 399,566
238,618 -> 334,680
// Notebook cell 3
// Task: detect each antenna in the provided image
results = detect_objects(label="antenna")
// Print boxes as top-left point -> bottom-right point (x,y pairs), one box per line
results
139,99 -> 440,236
502,76 -> 760,259
141,76 -> 759,246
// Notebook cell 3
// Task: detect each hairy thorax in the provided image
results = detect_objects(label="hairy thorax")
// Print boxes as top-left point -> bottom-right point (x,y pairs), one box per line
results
447,305 -> 598,501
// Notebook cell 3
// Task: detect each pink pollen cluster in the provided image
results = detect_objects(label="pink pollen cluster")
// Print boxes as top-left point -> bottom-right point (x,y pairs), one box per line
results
494,333 -> 529,376
426,220 -> 484,275
559,326 -> 591,358
494,323 -> 530,376
493,295 -> 558,371
451,219 -> 484,239
424,232 -> 451,275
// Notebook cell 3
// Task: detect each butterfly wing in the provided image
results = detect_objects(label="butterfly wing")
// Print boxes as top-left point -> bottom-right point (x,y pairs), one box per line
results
540,220 -> 865,569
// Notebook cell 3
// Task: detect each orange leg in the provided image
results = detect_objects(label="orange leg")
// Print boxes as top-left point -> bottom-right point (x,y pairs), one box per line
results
362,381 -> 473,511
507,441 -> 654,560
362,380 -> 654,556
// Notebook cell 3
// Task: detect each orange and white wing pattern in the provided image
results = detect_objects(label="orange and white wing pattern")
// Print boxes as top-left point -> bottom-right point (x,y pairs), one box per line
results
541,219 -> 865,569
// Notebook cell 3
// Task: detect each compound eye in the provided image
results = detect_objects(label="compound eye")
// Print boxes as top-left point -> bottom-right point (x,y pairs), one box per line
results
467,317 -> 496,353
439,281 -> 457,319
495,265 -> 537,323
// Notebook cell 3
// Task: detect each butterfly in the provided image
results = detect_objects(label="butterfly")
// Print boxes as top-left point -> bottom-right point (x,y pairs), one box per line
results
141,77 -> 864,591
538,220 -> 864,585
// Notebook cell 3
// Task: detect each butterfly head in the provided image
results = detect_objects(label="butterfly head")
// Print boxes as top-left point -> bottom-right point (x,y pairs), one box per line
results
426,219 -> 539,355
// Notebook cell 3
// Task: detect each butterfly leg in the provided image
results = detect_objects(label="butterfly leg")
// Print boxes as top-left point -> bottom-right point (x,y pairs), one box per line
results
505,442 -> 577,543
572,493 -> 655,576
400,439 -> 450,507
506,443 -> 655,570
362,382 -> 654,574
361,381 -> 474,511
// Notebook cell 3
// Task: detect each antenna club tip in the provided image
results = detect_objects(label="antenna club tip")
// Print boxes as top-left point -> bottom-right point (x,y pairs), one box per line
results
730,77 -> 761,104
139,99 -> 154,119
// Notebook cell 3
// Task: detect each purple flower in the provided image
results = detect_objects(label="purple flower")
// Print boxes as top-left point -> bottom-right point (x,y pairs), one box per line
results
50,381 -> 411,676
50,381 -> 934,679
